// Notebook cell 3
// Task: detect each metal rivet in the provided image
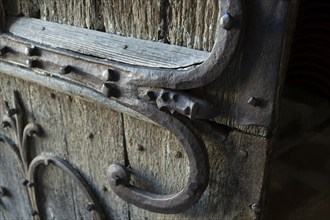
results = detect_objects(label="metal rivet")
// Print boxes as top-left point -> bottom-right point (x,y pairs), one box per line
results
0,46 -> 9,56
239,150 -> 248,158
220,13 -> 235,30
87,203 -> 95,212
102,186 -> 108,192
248,97 -> 260,107
250,203 -> 261,213
24,46 -> 36,56
110,176 -> 121,186
88,133 -> 94,139
137,144 -> 144,151
175,151 -> 183,158
26,59 -> 38,68
22,179 -> 29,186
103,69 -> 119,82
60,65 -> 72,75
147,91 -> 157,101
101,84 -> 120,98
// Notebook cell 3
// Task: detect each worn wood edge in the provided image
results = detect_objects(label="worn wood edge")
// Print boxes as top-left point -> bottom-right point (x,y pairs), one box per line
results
0,62 -> 156,126
7,16 -> 210,69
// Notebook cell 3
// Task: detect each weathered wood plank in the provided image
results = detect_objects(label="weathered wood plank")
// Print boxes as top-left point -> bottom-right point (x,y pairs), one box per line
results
124,117 -> 270,219
102,0 -> 161,41
18,0 -> 219,51
8,16 -> 209,68
0,73 -> 271,219
168,0 -> 219,51
0,1 -> 299,219
0,73 -> 129,219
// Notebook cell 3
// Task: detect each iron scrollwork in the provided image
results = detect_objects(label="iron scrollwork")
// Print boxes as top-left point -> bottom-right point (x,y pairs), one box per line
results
0,0 -> 243,214
0,92 -> 105,219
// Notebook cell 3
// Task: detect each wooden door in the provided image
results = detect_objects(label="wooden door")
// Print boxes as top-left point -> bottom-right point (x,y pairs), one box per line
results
0,0 -> 299,219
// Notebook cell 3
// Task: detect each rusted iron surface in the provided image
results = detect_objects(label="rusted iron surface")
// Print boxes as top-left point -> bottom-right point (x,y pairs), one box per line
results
0,0 -> 243,214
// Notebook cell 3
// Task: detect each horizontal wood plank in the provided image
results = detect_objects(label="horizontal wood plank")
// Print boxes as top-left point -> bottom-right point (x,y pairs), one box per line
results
7,16 -> 210,69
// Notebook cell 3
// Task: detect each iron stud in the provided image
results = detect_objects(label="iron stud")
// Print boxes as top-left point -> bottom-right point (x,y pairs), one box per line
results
60,65 -> 72,75
0,46 -> 9,56
26,59 -> 38,68
24,46 -> 37,56
103,69 -> 119,82
248,97 -> 260,107
220,13 -> 235,31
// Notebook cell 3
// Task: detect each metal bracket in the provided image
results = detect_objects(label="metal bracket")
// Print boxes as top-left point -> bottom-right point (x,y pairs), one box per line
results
0,0 -> 243,214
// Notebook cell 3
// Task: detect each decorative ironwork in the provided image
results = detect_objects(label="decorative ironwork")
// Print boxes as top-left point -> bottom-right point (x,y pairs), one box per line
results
0,0 -> 243,214
0,92 -> 105,219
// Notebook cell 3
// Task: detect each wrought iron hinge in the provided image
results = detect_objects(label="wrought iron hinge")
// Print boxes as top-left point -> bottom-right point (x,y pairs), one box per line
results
0,0 -> 243,214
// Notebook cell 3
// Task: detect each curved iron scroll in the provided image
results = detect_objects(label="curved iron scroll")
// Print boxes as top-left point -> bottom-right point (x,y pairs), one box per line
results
0,0 -> 243,214
27,154 -> 106,220
107,100 -> 209,213
0,92 -> 106,219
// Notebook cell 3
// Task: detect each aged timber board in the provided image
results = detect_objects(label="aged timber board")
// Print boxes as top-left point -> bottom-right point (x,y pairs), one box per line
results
0,0 -> 299,219
0,73 -> 270,219
6,0 -> 300,137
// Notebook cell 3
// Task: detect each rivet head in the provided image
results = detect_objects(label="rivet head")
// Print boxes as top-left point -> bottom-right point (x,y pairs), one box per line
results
174,151 -> 183,158
248,97 -> 260,107
26,59 -> 38,68
24,46 -> 37,56
220,13 -> 235,30
137,144 -> 144,151
101,84 -> 120,98
0,46 -> 9,56
60,65 -> 72,75
102,69 -> 119,82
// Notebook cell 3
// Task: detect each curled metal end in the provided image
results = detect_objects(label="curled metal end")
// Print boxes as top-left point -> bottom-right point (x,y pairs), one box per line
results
107,159 -> 208,214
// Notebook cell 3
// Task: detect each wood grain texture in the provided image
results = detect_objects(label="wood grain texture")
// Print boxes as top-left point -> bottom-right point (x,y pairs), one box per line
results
7,17 -> 209,68
0,73 -> 270,219
16,0 -> 219,51
0,0 -> 299,219
168,0 -> 219,51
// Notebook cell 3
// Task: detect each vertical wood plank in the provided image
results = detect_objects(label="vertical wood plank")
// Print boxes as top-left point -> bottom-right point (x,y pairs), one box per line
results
102,0 -> 161,41
0,73 -> 130,219
168,0 -> 219,51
